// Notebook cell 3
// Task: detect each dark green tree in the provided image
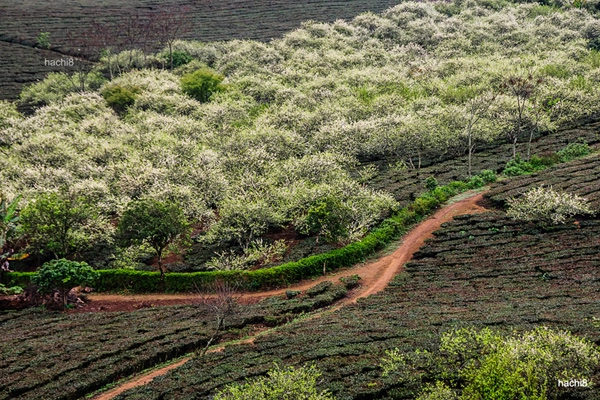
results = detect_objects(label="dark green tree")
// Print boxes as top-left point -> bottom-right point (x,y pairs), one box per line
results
32,259 -> 99,310
180,68 -> 225,103
20,191 -> 98,259
117,198 -> 190,288
298,197 -> 350,250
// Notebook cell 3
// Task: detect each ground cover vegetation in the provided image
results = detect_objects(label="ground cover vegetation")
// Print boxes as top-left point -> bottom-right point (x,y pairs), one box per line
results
113,155 -> 600,399
0,280 -> 351,400
2,0 -> 600,282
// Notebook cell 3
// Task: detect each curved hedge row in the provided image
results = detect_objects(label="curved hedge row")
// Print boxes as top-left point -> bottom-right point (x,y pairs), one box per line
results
3,180 -> 477,293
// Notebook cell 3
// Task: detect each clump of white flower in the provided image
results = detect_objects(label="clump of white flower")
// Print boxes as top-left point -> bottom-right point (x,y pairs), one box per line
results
506,186 -> 595,225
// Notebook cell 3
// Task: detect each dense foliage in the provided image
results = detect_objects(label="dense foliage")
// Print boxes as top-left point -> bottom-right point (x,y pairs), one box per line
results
214,364 -> 335,400
2,0 -> 600,270
382,327 -> 600,399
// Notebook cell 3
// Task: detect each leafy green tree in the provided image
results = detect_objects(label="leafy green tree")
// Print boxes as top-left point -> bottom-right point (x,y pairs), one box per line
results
180,68 -> 225,102
214,364 -> 335,400
117,198 -> 190,287
297,197 -> 350,249
20,191 -> 99,259
32,259 -> 99,310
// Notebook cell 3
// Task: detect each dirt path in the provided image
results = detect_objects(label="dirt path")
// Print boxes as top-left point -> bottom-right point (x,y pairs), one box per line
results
84,192 -> 487,312
90,191 -> 487,400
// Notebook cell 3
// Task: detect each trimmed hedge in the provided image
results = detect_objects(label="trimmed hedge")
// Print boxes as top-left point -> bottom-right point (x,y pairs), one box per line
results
2,179 -> 474,293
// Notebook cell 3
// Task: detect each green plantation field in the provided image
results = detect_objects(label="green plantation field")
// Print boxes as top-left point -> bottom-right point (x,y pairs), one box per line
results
0,0 -> 399,100
0,282 -> 348,400
113,159 -> 600,400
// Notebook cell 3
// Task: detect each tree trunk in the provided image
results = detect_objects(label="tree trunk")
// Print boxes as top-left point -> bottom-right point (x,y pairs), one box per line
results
169,43 -> 173,71
513,136 -> 518,159
198,316 -> 223,357
468,133 -> 473,178
157,250 -> 165,292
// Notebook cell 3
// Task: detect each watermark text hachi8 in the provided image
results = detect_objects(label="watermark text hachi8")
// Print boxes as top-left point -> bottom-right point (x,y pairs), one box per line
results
558,379 -> 588,387
45,58 -> 74,67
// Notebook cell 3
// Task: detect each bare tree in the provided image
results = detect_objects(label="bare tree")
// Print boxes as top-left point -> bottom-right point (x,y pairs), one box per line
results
462,92 -> 497,177
153,5 -> 191,70
500,73 -> 543,159
194,280 -> 239,357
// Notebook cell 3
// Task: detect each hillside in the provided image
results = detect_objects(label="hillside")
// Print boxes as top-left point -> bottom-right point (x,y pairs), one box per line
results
112,152 -> 600,400
0,0 -> 399,100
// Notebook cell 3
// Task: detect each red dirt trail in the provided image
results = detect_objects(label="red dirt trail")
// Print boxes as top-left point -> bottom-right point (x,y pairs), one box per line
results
91,192 -> 488,400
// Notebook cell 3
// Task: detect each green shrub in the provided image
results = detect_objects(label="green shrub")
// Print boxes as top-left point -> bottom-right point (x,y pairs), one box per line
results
529,153 -> 560,169
0,283 -> 23,295
180,68 -> 225,103
32,259 -> 99,309
166,51 -> 193,68
466,176 -> 485,189
286,290 -> 301,299
557,142 -> 591,162
502,155 -> 535,177
101,84 -> 140,114
214,364 -> 335,400
425,176 -> 438,191
477,170 -> 497,184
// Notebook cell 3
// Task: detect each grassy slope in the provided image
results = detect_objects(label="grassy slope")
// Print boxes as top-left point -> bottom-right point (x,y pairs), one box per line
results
114,153 -> 600,399
0,0 -> 399,100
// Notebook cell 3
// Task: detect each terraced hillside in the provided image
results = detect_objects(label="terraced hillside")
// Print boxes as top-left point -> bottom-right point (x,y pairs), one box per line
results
113,158 -> 600,400
0,0 -> 399,100
0,282 -> 348,400
488,152 -> 600,210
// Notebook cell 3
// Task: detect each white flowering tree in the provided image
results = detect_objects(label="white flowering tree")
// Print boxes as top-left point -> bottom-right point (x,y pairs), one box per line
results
506,186 -> 595,226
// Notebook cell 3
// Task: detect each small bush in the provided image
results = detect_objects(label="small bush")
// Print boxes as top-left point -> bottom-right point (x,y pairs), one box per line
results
557,142 -> 591,162
425,176 -> 438,191
506,186 -> 595,225
166,51 -> 193,68
529,153 -> 560,169
466,176 -> 485,189
180,68 -> 225,103
101,84 -> 140,114
502,155 -> 535,177
477,170 -> 497,184
32,259 -> 99,309
0,283 -> 23,295
214,364 -> 334,400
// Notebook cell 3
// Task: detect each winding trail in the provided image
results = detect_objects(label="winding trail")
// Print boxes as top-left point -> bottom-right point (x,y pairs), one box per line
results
91,191 -> 488,400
